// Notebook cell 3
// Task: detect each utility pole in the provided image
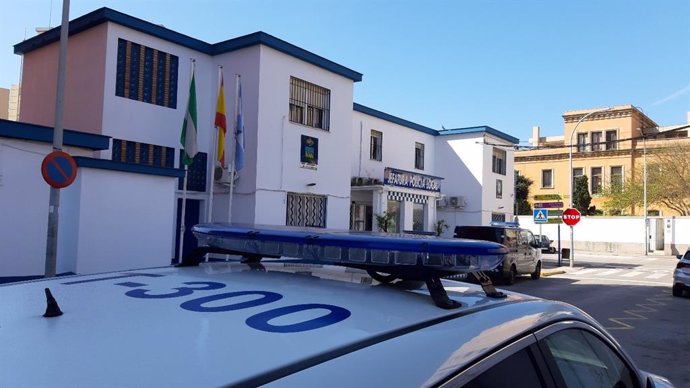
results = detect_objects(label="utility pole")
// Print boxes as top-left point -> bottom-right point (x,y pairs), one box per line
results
45,0 -> 70,277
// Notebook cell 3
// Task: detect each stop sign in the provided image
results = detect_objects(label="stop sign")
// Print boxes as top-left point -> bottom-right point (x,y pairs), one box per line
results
562,208 -> 581,226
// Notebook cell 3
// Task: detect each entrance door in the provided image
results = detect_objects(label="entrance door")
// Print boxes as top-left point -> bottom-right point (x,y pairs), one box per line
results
174,198 -> 201,264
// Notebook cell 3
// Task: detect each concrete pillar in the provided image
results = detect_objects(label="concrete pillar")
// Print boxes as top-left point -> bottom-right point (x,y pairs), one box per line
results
372,189 -> 387,232
531,126 -> 541,146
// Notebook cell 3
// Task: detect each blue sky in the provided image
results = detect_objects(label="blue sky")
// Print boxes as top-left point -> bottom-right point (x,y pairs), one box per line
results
1,0 -> 688,143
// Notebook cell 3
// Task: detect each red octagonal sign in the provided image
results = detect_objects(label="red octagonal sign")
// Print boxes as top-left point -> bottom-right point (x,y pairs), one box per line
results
562,208 -> 582,226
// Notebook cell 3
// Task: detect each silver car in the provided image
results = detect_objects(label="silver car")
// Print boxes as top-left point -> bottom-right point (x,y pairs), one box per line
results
673,248 -> 690,297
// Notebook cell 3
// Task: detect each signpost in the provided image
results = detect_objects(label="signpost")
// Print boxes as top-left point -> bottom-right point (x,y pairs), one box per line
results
562,207 -> 581,268
533,194 -> 564,265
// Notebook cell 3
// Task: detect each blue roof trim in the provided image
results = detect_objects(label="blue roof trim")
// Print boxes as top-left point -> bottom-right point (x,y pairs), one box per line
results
353,103 -> 438,136
74,157 -> 185,178
14,8 -> 361,82
0,119 -> 110,150
438,126 -> 519,144
212,32 -> 362,82
14,8 -> 211,55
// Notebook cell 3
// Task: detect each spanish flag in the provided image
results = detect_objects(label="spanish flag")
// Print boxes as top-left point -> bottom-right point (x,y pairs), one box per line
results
215,69 -> 228,166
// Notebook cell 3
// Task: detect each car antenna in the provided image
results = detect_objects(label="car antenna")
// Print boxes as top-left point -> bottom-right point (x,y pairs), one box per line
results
43,288 -> 63,318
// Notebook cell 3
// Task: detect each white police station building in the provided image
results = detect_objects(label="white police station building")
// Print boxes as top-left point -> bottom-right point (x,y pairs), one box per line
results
0,7 -> 517,280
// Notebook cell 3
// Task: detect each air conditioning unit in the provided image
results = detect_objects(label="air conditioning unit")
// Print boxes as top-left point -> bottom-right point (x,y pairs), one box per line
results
436,197 -> 448,208
449,196 -> 466,208
214,167 -> 233,185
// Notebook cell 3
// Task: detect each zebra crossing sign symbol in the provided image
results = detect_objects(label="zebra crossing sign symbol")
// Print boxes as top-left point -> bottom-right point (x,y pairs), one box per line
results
533,209 -> 548,223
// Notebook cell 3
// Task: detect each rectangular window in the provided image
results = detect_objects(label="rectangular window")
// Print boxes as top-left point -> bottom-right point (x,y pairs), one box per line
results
177,152 -> 207,192
591,167 -> 603,194
412,203 -> 425,232
415,142 -> 425,170
541,169 -> 553,188
286,193 -> 327,228
116,39 -> 178,109
591,132 -> 603,151
577,133 -> 587,152
289,77 -> 330,131
491,213 -> 506,222
387,200 -> 401,233
572,167 -> 584,188
370,130 -> 382,161
112,139 -> 175,168
606,130 -> 618,150
492,148 -> 506,175
496,179 -> 503,199
610,166 -> 623,188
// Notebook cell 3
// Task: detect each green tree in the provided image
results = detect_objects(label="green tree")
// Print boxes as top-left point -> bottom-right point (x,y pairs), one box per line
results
375,212 -> 395,232
515,175 -> 533,215
573,175 -> 592,215
602,142 -> 690,216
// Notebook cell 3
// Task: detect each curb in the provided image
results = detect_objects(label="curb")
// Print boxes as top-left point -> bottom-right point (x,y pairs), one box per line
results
541,269 -> 567,277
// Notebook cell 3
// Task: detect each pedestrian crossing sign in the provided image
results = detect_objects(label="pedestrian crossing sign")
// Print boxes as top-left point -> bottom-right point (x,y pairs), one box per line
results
533,209 -> 548,223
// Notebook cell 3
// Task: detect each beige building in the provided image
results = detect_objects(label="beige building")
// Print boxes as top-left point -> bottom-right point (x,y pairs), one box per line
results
0,87 -> 8,120
515,105 -> 690,216
0,85 -> 20,121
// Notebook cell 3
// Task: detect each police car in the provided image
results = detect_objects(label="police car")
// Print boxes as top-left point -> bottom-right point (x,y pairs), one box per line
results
0,224 -> 674,387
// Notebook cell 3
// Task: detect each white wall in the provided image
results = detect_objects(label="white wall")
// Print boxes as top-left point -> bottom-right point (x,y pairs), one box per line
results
352,110 -> 437,180
253,46 -> 355,228
0,139 -> 91,277
102,24 -> 215,158
64,167 -> 177,274
434,134 -> 484,232
517,215 -> 690,255
480,134 -> 515,225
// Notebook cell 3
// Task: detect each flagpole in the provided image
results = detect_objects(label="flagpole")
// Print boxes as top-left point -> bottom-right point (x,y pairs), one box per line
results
208,66 -> 223,223
178,164 -> 189,263
178,59 -> 195,264
228,74 -> 240,223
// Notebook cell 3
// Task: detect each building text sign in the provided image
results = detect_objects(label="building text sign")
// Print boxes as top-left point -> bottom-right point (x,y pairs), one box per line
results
384,167 -> 442,192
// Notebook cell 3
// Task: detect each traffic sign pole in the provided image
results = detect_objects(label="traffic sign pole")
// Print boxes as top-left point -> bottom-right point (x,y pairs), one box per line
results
562,208 -> 582,268
45,0 -> 70,278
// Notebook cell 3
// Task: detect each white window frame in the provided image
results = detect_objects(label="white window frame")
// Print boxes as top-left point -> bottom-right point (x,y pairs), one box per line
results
414,142 -> 425,170
591,166 -> 603,194
541,169 -> 554,189
370,130 -> 383,161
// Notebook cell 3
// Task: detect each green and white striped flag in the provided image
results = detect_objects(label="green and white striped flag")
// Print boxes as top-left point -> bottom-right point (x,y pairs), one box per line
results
180,70 -> 198,166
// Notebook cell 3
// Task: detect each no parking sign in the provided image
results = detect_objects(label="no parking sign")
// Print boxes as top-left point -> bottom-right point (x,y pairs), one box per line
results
41,151 -> 77,189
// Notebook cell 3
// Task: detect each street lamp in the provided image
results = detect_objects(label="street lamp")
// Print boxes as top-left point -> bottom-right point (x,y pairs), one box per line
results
568,106 -> 614,268
642,128 -> 648,256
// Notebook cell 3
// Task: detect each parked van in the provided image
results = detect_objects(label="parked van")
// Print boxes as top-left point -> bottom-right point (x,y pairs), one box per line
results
454,224 -> 542,284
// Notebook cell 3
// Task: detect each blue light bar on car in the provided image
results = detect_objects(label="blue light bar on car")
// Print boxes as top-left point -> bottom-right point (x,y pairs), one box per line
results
192,224 -> 508,273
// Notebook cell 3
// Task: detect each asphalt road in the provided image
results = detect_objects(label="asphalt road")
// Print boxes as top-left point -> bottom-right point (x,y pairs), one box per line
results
506,252 -> 689,388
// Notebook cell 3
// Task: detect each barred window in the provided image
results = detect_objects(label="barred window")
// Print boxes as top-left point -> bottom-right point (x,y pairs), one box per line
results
415,142 -> 425,170
112,139 -> 175,168
289,77 -> 330,131
370,130 -> 382,161
116,39 -> 178,108
286,193 -> 327,228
